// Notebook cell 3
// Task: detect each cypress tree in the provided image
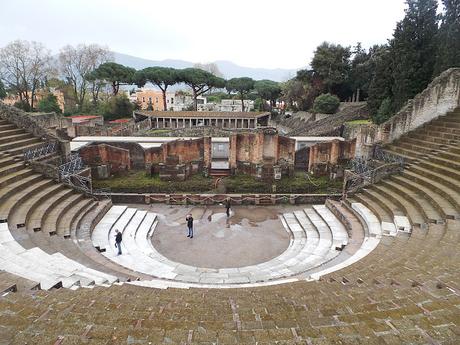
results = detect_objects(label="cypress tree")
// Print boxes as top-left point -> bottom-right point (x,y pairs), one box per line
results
434,0 -> 460,75
391,0 -> 439,111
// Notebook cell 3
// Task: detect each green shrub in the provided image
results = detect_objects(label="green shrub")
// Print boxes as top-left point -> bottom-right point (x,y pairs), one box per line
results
312,93 -> 340,114
38,93 -> 62,113
373,97 -> 393,124
99,94 -> 135,121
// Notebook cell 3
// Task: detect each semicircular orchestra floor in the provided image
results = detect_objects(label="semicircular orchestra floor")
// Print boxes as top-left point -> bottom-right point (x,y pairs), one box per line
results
152,206 -> 290,269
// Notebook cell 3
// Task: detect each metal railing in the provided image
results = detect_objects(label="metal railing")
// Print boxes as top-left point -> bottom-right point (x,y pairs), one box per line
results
343,145 -> 405,198
58,154 -> 84,179
23,141 -> 58,161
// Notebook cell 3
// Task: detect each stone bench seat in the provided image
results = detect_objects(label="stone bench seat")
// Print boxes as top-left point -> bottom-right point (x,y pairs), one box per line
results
0,168 -> 33,188
0,179 -> 54,221
392,174 -> 459,219
91,205 -> 127,250
381,179 -> 443,224
0,133 -> 31,145
56,198 -> 96,237
41,193 -> 85,235
0,137 -> 41,152
0,173 -> 43,203
7,183 -> 65,229
0,222 -> 117,289
26,188 -> 75,232
370,184 -> 425,228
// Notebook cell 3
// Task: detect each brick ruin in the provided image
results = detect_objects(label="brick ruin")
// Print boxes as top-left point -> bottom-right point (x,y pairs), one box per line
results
79,128 -> 355,181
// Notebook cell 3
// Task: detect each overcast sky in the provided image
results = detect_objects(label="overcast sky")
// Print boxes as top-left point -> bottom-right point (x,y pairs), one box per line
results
0,0 -> 410,69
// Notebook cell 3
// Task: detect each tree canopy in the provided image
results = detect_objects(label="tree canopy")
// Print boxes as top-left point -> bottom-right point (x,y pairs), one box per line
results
254,80 -> 281,109
134,67 -> 179,111
226,77 -> 255,111
177,68 -> 225,110
91,62 -> 136,96
311,42 -> 351,96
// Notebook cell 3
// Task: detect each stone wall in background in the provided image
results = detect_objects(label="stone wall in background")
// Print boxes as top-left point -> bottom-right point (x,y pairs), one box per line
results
345,68 -> 460,158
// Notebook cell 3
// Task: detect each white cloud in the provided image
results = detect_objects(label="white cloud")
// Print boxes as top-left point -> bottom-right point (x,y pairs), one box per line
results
0,0 -> 410,69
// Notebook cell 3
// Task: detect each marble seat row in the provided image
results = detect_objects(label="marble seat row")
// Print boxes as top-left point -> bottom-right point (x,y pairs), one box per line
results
90,204 -> 361,287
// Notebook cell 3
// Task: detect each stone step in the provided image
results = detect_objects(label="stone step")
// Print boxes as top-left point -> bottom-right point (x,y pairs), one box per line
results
409,131 -> 459,146
106,208 -> 138,247
20,220 -> 123,284
406,164 -> 460,194
70,201 -> 99,237
0,128 -> 26,138
386,145 -> 460,170
369,184 -> 425,228
312,205 -> 348,248
0,176 -> 48,215
417,128 -> 460,141
56,198 -> 96,237
380,179 -> 443,224
26,188 -> 75,232
0,168 -> 34,189
0,270 -> 39,293
401,136 -> 460,156
91,206 -> 128,250
0,161 -> 25,177
349,194 -> 392,224
0,225 -> 80,290
0,137 -> 41,152
7,183 -> 65,229
0,133 -> 32,145
423,124 -> 460,136
391,175 -> 458,220
2,141 -> 44,156
0,156 -> 16,168
0,124 -> 17,132
75,201 -> 145,282
41,193 -> 86,235
350,203 -> 382,238
431,118 -> 460,128
361,187 -> 404,220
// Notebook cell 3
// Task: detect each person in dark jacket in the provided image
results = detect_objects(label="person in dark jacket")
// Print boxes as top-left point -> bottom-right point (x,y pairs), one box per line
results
186,214 -> 194,238
115,229 -> 122,255
225,197 -> 231,217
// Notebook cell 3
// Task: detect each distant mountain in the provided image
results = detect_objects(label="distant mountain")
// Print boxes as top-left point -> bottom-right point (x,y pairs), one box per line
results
113,52 -> 299,82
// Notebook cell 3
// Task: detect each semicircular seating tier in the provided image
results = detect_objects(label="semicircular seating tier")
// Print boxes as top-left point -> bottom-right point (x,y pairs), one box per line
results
0,107 -> 458,293
90,203 -> 368,287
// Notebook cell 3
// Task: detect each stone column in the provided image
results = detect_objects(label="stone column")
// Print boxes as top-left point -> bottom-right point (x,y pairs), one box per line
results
203,137 -> 212,172
229,133 -> 238,171
330,140 -> 340,165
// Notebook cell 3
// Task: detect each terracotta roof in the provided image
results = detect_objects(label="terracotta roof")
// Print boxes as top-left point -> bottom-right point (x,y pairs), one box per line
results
69,115 -> 101,119
135,111 -> 270,119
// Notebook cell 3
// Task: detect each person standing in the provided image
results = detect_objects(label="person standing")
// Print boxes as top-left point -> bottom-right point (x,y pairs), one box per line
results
115,229 -> 122,255
186,214 -> 194,238
225,197 -> 231,217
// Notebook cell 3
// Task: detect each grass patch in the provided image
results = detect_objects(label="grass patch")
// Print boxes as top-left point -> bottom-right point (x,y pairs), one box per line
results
93,171 -> 214,193
94,170 -> 343,194
346,119 -> 372,125
224,171 -> 342,194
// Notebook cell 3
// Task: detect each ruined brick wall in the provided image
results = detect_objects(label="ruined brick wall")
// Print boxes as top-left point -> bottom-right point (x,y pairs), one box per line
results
80,144 -> 130,174
277,136 -> 296,164
86,142 -> 145,169
162,138 -> 205,163
308,140 -> 355,175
